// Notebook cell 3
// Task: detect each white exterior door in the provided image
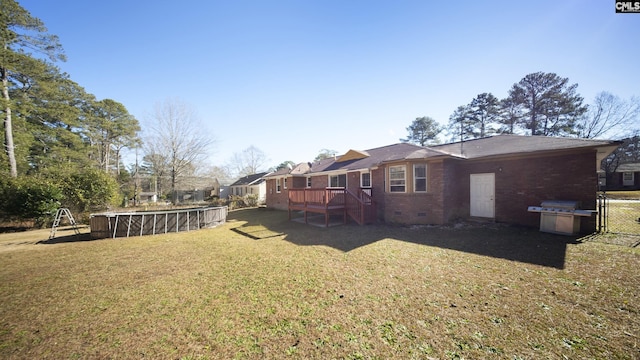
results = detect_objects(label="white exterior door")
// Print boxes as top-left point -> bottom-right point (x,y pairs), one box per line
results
470,173 -> 495,218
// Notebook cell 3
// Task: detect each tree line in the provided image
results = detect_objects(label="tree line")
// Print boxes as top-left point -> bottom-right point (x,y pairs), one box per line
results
402,72 -> 639,146
3,1 -> 638,226
0,1 -> 261,223
1,0 -> 145,222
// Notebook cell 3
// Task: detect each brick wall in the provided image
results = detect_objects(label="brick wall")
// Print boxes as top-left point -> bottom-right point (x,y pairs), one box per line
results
313,175 -> 329,188
265,178 -> 288,210
265,150 -> 599,233
291,177 -> 307,189
446,150 -> 598,233
347,171 -> 361,193
380,160 -> 446,225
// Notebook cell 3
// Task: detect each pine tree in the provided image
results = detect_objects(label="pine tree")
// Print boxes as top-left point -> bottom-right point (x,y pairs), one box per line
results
1,0 -> 66,177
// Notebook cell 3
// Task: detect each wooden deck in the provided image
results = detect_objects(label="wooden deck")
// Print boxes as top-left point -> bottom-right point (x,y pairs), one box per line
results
288,188 -> 376,227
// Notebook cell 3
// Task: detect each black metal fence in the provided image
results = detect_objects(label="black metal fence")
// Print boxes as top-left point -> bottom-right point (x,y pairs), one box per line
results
598,194 -> 640,235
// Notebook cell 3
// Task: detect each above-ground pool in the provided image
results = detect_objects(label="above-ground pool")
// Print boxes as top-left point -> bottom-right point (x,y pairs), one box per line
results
90,206 -> 228,239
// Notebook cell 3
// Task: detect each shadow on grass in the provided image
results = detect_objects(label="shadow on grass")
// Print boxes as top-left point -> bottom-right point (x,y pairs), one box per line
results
37,232 -> 93,244
228,208 -> 579,269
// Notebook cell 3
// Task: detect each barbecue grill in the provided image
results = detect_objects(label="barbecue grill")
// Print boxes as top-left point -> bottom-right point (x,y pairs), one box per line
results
527,200 -> 595,235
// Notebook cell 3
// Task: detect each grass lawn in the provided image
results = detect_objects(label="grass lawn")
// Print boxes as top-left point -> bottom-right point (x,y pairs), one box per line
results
605,190 -> 640,200
0,208 -> 638,359
606,200 -> 640,235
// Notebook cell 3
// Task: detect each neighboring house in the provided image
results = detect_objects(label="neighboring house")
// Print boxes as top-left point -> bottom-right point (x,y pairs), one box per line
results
605,163 -> 640,190
173,189 -> 206,203
229,172 -> 270,203
219,185 -> 230,199
138,191 -> 158,203
264,134 -> 620,233
172,178 -> 221,204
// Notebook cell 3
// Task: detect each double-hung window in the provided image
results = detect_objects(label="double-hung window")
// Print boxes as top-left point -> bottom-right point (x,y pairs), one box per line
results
306,176 -> 312,188
276,178 -> 281,193
329,174 -> 346,188
361,172 -> 371,188
389,165 -> 406,192
623,172 -> 634,186
414,164 -> 427,192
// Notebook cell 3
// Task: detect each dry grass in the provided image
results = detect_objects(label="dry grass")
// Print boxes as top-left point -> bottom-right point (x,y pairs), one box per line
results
606,201 -> 640,235
0,208 -> 638,359
606,190 -> 640,200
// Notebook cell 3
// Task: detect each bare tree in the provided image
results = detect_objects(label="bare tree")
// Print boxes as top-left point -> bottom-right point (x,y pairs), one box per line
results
144,98 -> 215,202
577,92 -> 640,139
202,164 -> 234,186
228,145 -> 268,177
601,134 -> 640,183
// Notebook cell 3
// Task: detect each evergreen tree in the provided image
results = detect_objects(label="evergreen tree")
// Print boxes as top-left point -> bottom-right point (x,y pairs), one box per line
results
446,93 -> 500,141
497,97 -> 524,134
1,0 -> 66,177
507,72 -> 587,136
22,67 -> 93,172
446,105 -> 475,142
85,99 -> 141,173
468,93 -> 500,137
400,116 -> 442,146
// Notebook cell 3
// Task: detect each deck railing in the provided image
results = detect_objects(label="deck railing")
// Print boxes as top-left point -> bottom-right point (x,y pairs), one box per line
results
288,188 -> 346,208
288,188 -> 375,225
345,189 -> 376,225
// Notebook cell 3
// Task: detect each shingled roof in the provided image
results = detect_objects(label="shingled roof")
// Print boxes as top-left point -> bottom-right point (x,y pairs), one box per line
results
229,172 -> 270,186
432,134 -> 618,159
616,163 -> 640,172
266,135 -> 620,176
309,143 -> 452,173
264,163 -> 311,178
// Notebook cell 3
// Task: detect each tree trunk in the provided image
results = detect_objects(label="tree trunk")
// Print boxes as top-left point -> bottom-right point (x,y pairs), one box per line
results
104,142 -> 110,173
1,67 -> 18,178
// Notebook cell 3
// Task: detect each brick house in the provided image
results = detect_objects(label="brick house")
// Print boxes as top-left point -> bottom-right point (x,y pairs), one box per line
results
264,135 -> 620,233
606,163 -> 640,190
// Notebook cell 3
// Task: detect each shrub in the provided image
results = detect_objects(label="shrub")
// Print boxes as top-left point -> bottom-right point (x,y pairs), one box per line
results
244,194 -> 259,207
0,176 -> 62,227
227,194 -> 259,210
59,168 -> 119,212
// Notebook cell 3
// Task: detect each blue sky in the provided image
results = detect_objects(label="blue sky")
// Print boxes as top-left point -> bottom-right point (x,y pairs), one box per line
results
18,0 -> 640,170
